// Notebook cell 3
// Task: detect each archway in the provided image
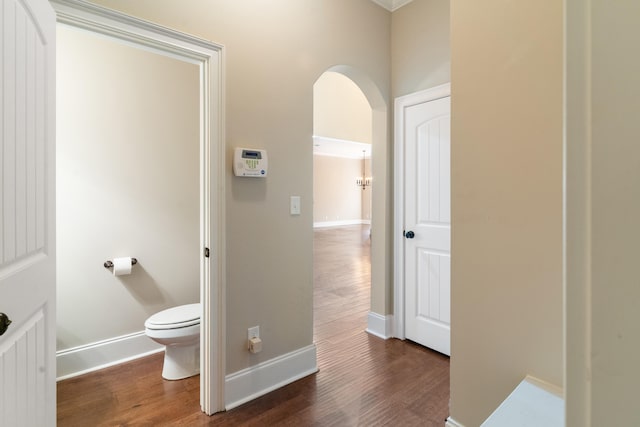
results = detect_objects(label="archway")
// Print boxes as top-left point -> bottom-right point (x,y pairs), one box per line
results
312,65 -> 391,339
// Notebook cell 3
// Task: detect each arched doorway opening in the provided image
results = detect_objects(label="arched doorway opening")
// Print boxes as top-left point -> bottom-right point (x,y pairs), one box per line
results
312,66 -> 391,345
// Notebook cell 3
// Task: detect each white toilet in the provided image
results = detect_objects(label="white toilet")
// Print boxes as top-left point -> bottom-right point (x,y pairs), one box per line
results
144,303 -> 201,380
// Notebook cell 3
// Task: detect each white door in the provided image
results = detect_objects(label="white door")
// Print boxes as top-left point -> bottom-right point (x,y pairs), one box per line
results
402,90 -> 451,356
0,0 -> 56,425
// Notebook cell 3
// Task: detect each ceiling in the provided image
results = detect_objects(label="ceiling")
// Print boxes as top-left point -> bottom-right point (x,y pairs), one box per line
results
370,0 -> 414,12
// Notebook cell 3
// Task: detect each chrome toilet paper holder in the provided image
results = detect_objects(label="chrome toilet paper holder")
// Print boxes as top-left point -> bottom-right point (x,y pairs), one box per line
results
104,258 -> 138,269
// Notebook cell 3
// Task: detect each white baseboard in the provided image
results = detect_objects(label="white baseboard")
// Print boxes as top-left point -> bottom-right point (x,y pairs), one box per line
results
313,219 -> 370,228
365,312 -> 393,339
56,331 -> 163,381
446,417 -> 466,427
225,344 -> 318,410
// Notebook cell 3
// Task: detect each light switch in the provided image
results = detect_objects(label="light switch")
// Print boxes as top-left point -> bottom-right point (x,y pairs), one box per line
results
290,196 -> 301,215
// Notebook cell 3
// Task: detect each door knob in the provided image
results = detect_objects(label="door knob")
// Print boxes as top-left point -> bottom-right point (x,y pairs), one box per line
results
0,313 -> 12,336
405,230 -> 415,239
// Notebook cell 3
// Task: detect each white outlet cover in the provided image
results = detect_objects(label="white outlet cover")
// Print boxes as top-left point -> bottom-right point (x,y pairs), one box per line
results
248,326 -> 260,340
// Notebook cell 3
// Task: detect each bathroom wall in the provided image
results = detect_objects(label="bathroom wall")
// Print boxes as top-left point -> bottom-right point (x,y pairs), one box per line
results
88,0 -> 391,376
313,155 -> 371,226
56,25 -> 200,364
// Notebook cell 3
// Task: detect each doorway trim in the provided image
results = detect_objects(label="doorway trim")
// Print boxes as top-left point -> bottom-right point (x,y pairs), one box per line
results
51,0 -> 226,414
393,83 -> 450,340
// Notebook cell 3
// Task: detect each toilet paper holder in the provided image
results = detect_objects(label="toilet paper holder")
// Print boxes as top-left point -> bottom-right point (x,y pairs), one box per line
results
104,258 -> 138,269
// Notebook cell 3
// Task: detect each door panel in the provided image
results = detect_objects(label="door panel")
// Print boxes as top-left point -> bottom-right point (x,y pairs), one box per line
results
416,250 -> 450,324
404,95 -> 451,356
0,0 -> 56,425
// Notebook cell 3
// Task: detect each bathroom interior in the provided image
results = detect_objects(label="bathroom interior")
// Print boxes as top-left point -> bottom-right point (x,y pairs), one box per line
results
56,24 -> 202,380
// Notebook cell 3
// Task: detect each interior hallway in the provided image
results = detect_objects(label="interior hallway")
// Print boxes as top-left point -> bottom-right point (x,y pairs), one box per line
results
57,225 -> 449,426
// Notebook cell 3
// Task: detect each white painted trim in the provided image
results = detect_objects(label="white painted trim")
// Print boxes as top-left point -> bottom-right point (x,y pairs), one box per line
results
225,344 -> 318,410
56,331 -> 163,381
524,375 -> 564,397
365,312 -> 393,339
313,219 -> 370,228
313,135 -> 372,159
52,0 -> 216,59
370,0 -> 414,12
446,417 -> 467,427
51,0 -> 226,415
313,135 -> 367,145
393,83 -> 451,340
312,152 -> 370,160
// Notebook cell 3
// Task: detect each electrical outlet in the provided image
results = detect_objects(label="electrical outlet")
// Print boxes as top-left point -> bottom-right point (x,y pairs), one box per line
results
247,326 -> 261,353
248,326 -> 260,340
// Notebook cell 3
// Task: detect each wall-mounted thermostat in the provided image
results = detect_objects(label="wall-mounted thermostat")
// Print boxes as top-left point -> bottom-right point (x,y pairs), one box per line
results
233,148 -> 268,177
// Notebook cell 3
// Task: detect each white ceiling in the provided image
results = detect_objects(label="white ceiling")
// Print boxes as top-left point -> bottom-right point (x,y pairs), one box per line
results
370,0 -> 414,12
313,136 -> 371,159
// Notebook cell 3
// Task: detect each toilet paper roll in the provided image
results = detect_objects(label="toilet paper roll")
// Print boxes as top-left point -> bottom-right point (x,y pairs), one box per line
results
112,257 -> 133,276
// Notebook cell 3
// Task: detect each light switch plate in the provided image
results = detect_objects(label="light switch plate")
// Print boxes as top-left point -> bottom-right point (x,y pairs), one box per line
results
290,196 -> 301,215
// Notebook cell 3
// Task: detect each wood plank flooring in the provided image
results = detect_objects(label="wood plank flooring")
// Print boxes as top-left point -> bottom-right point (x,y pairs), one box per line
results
57,225 -> 450,426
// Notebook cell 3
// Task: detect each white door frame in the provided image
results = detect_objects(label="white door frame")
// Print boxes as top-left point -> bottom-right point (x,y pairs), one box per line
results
51,0 -> 226,414
393,83 -> 450,340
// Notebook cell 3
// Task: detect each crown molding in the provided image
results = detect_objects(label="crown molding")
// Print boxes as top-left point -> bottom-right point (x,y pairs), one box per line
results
370,0 -> 414,12
313,135 -> 372,159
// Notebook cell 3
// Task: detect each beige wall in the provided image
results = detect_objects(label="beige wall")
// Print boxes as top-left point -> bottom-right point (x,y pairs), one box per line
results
391,0 -> 450,97
313,155 -> 371,225
89,0 -> 391,374
362,156 -> 372,223
450,1 -> 563,425
314,72 -> 372,144
591,4 -> 640,422
565,2 -> 640,425
565,1 -> 589,424
56,27 -> 199,349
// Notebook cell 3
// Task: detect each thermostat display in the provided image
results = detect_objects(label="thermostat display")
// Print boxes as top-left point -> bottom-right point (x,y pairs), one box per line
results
233,148 -> 268,177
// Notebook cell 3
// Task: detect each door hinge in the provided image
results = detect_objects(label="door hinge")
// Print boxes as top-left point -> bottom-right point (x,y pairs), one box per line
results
204,247 -> 210,258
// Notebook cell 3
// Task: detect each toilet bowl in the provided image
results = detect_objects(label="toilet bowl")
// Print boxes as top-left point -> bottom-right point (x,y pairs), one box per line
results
145,303 -> 201,380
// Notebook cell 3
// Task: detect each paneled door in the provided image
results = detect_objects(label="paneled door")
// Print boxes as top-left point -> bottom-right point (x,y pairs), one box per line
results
0,0 -> 57,425
400,86 -> 451,356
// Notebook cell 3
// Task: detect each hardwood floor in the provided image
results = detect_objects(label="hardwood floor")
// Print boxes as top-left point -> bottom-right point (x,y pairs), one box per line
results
57,225 -> 450,426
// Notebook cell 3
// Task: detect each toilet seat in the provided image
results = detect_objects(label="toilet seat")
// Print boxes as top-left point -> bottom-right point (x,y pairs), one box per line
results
144,303 -> 201,380
145,303 -> 200,330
